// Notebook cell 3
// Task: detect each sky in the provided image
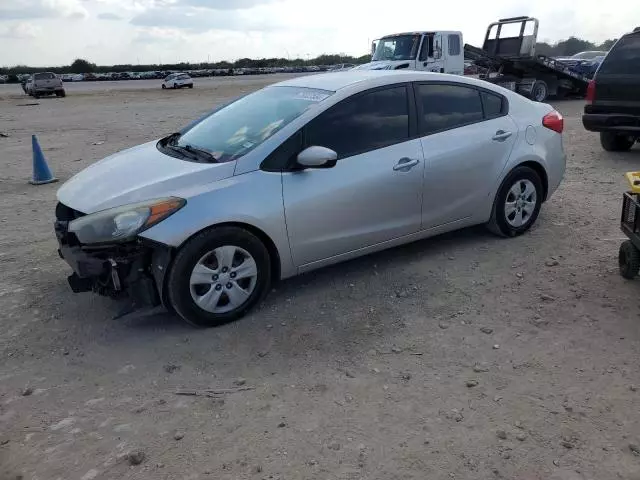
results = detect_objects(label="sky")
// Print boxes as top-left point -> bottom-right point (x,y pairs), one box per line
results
0,0 -> 637,67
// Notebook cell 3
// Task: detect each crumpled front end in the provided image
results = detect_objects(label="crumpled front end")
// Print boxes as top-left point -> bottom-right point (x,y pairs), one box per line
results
54,202 -> 169,307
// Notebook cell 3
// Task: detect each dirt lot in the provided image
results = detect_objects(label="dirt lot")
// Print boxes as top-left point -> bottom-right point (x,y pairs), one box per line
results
1,75 -> 639,480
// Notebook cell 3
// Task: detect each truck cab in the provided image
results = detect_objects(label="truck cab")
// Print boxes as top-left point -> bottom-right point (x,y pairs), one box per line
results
353,31 -> 464,75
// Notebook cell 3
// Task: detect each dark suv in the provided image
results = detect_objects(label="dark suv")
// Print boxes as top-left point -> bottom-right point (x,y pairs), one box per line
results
582,28 -> 640,151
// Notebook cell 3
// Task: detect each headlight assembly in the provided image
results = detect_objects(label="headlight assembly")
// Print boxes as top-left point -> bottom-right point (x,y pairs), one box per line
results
68,197 -> 185,244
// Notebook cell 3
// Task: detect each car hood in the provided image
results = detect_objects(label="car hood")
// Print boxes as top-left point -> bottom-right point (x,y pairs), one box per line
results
57,140 -> 236,214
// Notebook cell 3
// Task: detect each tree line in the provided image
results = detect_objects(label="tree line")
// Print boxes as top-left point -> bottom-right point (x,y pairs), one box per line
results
1,54 -> 371,76
0,36 -> 618,77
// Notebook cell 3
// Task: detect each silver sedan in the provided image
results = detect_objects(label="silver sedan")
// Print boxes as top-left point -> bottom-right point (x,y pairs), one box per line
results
55,70 -> 566,327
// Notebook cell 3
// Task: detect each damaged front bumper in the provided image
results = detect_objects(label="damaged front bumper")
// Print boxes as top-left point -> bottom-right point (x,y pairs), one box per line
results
54,202 -> 172,308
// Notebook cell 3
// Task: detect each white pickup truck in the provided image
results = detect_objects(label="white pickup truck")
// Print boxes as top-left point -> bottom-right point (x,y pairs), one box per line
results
26,72 -> 66,98
354,30 -> 464,75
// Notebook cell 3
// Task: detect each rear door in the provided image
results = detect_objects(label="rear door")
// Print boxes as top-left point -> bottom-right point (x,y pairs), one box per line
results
593,33 -> 640,115
415,82 -> 517,228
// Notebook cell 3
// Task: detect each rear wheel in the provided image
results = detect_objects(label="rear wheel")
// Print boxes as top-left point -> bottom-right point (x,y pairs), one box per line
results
600,132 -> 635,152
56,90 -> 66,97
162,84 -> 166,89
188,84 -> 194,89
619,240 -> 640,279
530,80 -> 549,102
487,166 -> 543,237
173,83 -> 178,89
167,226 -> 272,327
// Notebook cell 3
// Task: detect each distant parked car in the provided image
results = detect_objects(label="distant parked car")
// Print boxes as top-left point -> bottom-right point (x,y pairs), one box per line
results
26,72 -> 66,98
162,73 -> 194,89
555,51 -> 608,79
328,63 -> 355,72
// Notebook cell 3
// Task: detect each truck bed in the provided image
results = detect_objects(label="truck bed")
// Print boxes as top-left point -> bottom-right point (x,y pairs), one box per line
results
464,43 -> 590,93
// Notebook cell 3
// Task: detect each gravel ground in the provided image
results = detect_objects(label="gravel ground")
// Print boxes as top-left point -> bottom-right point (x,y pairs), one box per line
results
1,76 -> 639,480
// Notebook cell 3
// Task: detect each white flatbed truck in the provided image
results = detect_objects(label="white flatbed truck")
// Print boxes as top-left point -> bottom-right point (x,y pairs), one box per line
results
357,16 -> 590,102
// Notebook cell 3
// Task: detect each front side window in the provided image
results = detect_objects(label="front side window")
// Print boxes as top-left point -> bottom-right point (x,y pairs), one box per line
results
417,84 -> 483,135
171,86 -> 332,162
372,35 -> 421,61
305,86 -> 409,159
419,35 -> 433,61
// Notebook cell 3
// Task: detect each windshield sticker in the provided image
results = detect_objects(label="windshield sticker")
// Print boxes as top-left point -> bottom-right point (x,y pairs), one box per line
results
295,91 -> 331,102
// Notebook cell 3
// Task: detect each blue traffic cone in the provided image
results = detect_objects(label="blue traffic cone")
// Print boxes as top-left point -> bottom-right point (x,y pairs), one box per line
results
29,134 -> 58,185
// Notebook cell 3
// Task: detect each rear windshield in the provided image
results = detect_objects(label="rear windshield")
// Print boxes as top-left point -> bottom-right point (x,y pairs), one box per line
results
178,74 -> 190,80
34,73 -> 55,80
598,34 -> 640,75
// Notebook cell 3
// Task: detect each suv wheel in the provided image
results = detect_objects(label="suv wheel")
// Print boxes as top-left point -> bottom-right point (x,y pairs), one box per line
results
600,132 -> 635,152
167,226 -> 272,327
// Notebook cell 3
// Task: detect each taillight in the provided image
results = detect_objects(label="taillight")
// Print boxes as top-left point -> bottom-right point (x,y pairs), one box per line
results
586,79 -> 596,104
542,110 -> 564,134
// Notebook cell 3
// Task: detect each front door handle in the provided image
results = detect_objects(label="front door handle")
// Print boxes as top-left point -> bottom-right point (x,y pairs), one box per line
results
492,130 -> 513,142
393,157 -> 420,171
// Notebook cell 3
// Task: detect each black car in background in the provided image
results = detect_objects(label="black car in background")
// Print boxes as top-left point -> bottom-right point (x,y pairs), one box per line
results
583,28 -> 640,151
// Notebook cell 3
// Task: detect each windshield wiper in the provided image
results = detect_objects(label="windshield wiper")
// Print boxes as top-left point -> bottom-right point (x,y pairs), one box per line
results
178,144 -> 216,163
160,132 -> 217,163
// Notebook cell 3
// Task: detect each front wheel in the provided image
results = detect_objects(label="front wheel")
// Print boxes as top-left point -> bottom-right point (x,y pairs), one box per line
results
619,240 -> 640,279
487,166 -> 543,237
167,226 -> 272,327
600,132 -> 635,152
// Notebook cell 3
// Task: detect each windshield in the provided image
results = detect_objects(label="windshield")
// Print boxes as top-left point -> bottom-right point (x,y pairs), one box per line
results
572,51 -> 607,59
172,86 -> 333,162
372,34 -> 421,61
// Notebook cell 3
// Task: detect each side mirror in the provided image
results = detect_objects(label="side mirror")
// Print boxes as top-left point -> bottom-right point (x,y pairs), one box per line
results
296,146 -> 338,169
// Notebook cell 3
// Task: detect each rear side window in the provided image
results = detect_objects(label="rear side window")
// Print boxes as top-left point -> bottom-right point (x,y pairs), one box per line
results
481,91 -> 506,118
417,84 -> 483,135
305,86 -> 409,159
598,34 -> 640,75
448,35 -> 461,56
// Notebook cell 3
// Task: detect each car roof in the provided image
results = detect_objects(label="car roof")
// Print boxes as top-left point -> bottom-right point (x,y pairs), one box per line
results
274,70 -> 485,92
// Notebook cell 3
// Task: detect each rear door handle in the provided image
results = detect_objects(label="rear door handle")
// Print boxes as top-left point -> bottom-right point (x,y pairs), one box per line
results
492,130 -> 513,142
393,157 -> 420,171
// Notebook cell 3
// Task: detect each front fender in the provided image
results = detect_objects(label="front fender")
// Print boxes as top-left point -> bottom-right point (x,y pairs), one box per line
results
139,170 -> 296,279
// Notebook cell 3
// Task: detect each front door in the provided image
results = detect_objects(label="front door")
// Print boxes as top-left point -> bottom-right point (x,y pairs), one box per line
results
426,33 -> 445,73
282,85 -> 425,266
414,82 -> 517,228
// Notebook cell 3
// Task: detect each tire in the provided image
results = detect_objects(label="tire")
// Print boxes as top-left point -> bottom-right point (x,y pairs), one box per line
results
619,240 -> 640,279
173,83 -> 178,89
530,80 -> 549,102
600,132 -> 635,152
56,90 -> 66,98
162,84 -> 166,89
188,84 -> 194,89
167,226 -> 272,327
487,166 -> 543,237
